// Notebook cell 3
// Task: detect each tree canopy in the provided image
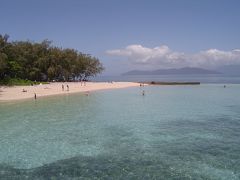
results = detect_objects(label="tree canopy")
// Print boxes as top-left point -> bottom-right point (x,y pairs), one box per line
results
0,34 -> 104,82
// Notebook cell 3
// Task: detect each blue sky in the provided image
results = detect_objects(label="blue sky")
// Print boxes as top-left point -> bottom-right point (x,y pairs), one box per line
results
1,0 -> 240,75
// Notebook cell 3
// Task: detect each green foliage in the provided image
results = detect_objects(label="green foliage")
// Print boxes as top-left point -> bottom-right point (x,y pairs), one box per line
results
0,34 -> 104,84
0,53 -> 7,76
0,77 -> 49,86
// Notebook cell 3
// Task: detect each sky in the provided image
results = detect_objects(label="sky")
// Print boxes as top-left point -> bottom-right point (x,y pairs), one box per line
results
1,0 -> 240,75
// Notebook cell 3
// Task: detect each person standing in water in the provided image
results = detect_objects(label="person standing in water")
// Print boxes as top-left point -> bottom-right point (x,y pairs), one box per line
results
142,90 -> 145,96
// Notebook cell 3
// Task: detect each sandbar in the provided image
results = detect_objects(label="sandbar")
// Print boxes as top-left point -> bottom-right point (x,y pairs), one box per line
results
0,82 -> 139,101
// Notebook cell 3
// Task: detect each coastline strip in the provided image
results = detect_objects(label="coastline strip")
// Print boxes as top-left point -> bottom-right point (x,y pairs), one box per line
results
0,82 -> 139,102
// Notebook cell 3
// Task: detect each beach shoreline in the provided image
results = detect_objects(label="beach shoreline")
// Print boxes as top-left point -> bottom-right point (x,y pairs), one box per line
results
0,82 -> 139,102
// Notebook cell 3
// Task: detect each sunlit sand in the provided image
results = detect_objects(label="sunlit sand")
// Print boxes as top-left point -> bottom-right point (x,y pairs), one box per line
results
0,82 -> 139,101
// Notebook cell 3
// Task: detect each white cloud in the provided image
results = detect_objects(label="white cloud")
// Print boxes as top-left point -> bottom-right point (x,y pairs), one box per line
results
106,44 -> 240,68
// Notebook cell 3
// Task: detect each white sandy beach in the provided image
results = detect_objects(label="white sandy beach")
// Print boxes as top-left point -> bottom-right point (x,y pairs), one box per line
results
0,82 -> 139,101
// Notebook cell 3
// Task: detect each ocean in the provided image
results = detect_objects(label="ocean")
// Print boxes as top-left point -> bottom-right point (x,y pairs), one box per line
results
93,74 -> 240,84
0,83 -> 240,179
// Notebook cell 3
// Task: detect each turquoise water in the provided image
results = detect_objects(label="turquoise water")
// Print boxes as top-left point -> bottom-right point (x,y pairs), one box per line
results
0,84 -> 240,179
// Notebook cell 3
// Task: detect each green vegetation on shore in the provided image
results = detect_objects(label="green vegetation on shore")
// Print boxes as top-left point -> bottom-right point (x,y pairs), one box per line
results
0,34 -> 104,85
0,78 -> 49,86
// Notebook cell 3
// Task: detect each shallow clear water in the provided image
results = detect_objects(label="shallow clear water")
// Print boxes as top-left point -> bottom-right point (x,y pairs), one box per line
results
0,84 -> 240,179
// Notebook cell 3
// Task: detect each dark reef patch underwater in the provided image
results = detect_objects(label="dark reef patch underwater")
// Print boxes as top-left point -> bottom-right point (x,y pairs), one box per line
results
1,152 -> 238,180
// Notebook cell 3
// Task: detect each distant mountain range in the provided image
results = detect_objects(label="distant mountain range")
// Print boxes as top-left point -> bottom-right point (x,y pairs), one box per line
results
122,67 -> 221,75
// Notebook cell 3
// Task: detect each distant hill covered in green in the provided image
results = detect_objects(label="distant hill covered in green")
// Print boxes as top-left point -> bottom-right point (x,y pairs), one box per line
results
123,67 -> 220,75
0,34 -> 104,84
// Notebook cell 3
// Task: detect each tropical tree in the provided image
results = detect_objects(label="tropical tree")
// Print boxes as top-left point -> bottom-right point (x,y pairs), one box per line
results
0,34 -> 104,83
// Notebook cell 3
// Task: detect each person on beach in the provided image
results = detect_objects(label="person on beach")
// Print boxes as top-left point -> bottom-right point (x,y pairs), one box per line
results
62,84 -> 64,91
34,93 -> 37,99
67,85 -> 69,91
